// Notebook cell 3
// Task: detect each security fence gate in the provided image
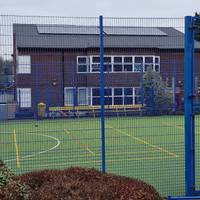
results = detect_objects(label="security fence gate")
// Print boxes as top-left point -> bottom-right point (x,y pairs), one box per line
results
0,15 -> 193,197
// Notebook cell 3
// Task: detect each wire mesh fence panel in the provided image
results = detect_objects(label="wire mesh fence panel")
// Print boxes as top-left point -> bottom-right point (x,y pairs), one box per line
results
195,57 -> 200,192
0,15 -> 102,174
0,15 -> 186,197
194,15 -> 200,192
102,17 -> 185,196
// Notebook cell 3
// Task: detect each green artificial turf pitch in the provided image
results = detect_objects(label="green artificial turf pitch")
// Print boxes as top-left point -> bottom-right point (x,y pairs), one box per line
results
1,115 -> 198,196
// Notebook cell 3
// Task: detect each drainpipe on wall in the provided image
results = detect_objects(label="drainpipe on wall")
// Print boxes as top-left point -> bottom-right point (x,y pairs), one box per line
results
62,50 -> 65,106
12,33 -> 17,104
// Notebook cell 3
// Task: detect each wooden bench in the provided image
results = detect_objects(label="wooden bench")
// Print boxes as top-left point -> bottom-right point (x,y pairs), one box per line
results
49,104 -> 143,118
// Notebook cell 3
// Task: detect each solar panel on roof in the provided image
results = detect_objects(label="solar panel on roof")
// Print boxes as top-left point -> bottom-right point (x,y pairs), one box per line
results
104,27 -> 168,36
36,25 -> 168,36
37,25 -> 99,35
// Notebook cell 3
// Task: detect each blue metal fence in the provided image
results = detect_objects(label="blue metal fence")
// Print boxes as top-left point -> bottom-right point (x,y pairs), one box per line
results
0,15 -> 195,198
99,15 -> 106,173
169,15 -> 200,200
184,16 -> 196,197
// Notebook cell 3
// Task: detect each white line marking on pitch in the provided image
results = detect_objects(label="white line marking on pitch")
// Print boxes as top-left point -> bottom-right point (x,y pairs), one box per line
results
5,132 -> 61,163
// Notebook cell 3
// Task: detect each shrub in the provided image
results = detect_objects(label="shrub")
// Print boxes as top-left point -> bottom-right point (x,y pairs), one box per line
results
0,160 -> 30,200
0,160 -> 14,187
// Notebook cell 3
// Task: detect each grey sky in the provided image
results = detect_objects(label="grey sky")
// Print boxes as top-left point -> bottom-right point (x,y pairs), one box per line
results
0,0 -> 199,17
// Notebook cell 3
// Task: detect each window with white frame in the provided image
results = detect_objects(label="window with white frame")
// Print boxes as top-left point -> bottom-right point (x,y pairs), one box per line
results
124,88 -> 134,105
124,56 -> 133,72
144,56 -> 160,72
64,88 -> 74,106
17,88 -> 31,108
104,57 -> 112,72
77,57 -> 89,72
155,56 -> 160,72
134,56 -> 143,72
135,87 -> 142,104
91,56 -> 100,72
77,87 -> 112,106
113,57 -> 123,72
78,88 -> 89,105
80,87 -> 139,106
90,56 -> 112,72
77,55 -> 160,73
144,56 -> 154,72
92,88 -> 101,105
17,55 -> 31,74
114,88 -> 123,104
104,88 -> 112,105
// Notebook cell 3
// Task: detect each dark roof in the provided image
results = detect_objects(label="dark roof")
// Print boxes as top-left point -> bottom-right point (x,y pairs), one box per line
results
13,24 -> 200,50
36,25 -> 168,36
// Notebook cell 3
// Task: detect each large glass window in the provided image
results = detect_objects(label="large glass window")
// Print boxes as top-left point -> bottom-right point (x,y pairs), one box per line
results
113,57 -> 123,72
92,88 -> 101,105
90,56 -> 112,72
91,88 -> 112,105
91,56 -> 100,72
64,88 -> 74,106
124,88 -> 134,105
155,56 -> 160,72
78,88 -> 88,105
114,88 -> 123,104
135,87 -> 142,104
144,56 -> 154,72
17,55 -> 31,74
104,88 -> 112,105
104,57 -> 112,72
17,88 -> 31,108
134,56 -> 143,72
124,56 -> 133,72
78,55 -> 160,73
77,57 -> 88,72
87,87 -> 139,106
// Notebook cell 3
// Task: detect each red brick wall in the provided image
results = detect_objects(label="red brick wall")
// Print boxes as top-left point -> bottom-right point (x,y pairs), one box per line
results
16,48 -> 200,112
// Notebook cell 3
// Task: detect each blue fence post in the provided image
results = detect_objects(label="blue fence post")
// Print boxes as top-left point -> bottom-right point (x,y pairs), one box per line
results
99,15 -> 106,173
184,16 -> 195,196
